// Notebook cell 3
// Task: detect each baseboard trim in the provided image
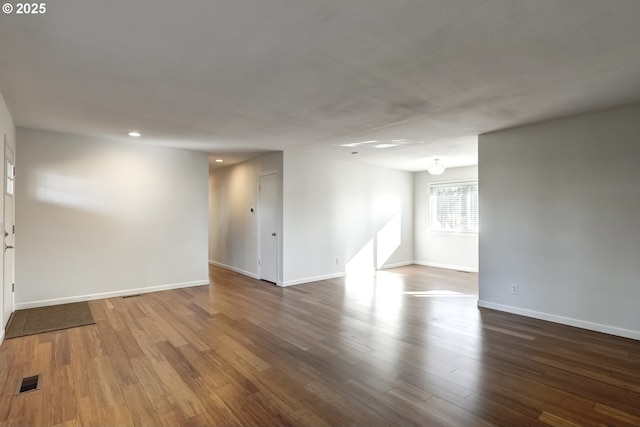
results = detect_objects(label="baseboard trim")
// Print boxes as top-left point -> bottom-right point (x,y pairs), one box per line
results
477,300 -> 640,341
208,260 -> 468,287
15,280 -> 210,310
282,272 -> 346,287
282,261 -> 415,287
414,261 -> 478,273
209,260 -> 259,280
379,261 -> 414,270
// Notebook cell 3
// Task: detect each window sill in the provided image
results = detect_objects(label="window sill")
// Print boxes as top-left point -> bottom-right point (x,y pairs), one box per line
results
428,231 -> 478,237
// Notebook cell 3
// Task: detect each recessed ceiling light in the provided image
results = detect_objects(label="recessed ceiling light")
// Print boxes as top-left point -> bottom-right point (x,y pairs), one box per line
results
340,143 -> 361,147
361,140 -> 377,144
373,144 -> 399,149
215,159 -> 224,163
128,131 -> 141,137
392,139 -> 408,143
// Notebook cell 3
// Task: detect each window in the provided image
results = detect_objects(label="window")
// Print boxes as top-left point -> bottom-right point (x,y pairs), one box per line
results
430,181 -> 478,233
6,160 -> 14,196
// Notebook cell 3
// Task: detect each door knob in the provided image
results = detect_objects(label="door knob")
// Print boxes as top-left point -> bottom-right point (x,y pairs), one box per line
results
4,244 -> 14,251
271,232 -> 277,236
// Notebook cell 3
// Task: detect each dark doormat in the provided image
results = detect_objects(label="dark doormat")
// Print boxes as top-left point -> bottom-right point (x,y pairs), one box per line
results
5,301 -> 95,339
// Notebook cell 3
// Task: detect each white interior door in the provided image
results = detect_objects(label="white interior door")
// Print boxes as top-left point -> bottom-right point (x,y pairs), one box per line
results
3,141 -> 15,328
259,173 -> 278,284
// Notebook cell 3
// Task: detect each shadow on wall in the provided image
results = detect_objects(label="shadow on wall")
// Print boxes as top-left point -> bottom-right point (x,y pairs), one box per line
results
31,161 -> 158,220
34,172 -> 104,212
346,213 -> 401,275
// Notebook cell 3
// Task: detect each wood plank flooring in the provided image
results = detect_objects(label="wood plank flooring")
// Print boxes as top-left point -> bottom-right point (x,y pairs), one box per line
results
1,264 -> 640,426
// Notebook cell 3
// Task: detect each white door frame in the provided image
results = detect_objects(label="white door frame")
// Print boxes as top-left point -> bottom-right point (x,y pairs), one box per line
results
258,172 -> 279,284
2,137 -> 15,330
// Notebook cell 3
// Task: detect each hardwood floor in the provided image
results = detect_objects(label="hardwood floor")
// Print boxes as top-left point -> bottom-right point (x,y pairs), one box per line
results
1,264 -> 640,426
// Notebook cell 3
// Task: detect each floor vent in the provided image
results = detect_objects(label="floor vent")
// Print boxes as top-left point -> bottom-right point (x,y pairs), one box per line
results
16,374 -> 41,395
123,294 -> 142,299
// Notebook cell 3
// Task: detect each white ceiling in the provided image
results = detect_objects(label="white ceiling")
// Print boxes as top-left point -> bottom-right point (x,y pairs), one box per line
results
1,1 -> 640,171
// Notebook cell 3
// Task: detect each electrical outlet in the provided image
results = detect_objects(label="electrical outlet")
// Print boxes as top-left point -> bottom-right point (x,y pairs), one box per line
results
511,284 -> 519,295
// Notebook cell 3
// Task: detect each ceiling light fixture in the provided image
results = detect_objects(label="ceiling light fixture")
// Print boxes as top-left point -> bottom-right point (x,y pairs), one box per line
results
427,158 -> 446,175
373,144 -> 398,149
215,159 -> 223,163
128,131 -> 141,137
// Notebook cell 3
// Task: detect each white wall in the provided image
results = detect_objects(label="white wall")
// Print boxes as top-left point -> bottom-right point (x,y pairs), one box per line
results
479,104 -> 640,340
15,128 -> 209,308
0,93 -> 16,342
209,152 -> 283,281
283,151 -> 414,286
414,166 -> 478,272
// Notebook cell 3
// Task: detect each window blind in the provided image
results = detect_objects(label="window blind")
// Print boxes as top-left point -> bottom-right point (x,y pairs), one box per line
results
430,181 -> 478,233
